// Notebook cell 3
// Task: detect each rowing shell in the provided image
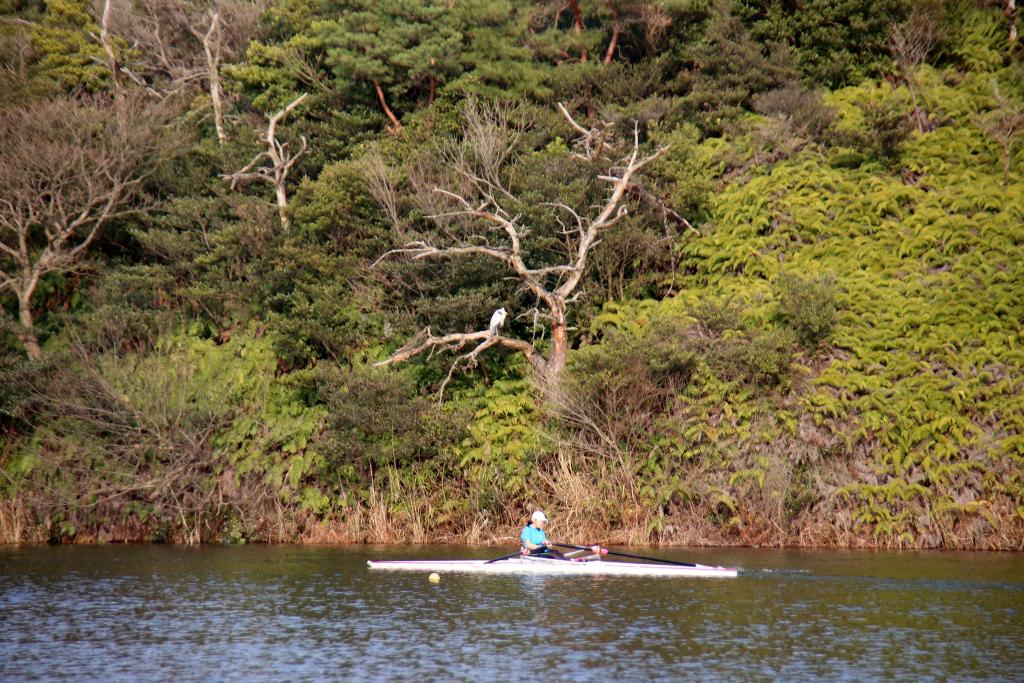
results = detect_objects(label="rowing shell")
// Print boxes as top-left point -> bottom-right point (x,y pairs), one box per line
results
367,556 -> 738,578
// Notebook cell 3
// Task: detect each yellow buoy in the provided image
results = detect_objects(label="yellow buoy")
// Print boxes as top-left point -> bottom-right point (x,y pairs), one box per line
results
428,572 -> 441,583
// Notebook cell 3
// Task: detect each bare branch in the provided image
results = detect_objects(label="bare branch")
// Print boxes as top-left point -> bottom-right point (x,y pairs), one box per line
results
556,124 -> 669,298
372,240 -> 513,267
557,102 -> 620,162
224,93 -> 309,230
376,327 -> 546,379
373,102 -> 670,385
0,95 -> 169,358
201,9 -> 226,145
362,147 -> 402,228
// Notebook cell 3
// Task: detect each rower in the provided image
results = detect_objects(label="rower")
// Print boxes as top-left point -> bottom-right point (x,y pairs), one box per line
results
520,510 -> 565,558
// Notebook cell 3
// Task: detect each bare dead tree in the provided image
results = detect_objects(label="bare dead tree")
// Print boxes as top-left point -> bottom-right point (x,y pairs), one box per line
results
97,0 -> 196,97
559,102 -> 693,232
98,0 -> 134,96
197,10 -> 227,145
888,1 -> 945,133
373,100 -> 668,391
0,96 -> 169,359
224,93 -> 309,231
977,81 -> 1024,186
94,0 -> 263,141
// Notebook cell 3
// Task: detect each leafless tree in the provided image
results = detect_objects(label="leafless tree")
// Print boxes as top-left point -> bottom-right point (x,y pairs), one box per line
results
224,94 -> 309,231
558,101 -> 693,232
373,100 -> 667,392
0,96 -> 170,359
94,0 -> 263,142
888,0 -> 945,132
197,9 -> 227,145
977,81 -> 1024,186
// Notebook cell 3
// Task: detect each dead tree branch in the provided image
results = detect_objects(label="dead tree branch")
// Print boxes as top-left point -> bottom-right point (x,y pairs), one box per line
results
94,1 -> 264,139
0,96 -> 169,359
224,93 -> 309,230
557,102 -> 620,162
198,10 -> 226,146
372,100 -> 668,387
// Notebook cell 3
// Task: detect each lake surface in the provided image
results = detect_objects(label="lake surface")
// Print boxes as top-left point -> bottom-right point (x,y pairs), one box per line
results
1,545 -> 1022,682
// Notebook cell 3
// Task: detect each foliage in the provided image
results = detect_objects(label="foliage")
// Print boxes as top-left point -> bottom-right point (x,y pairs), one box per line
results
315,363 -> 467,472
6,328 -> 327,542
734,0 -> 910,88
20,0 -> 109,94
453,371 -> 545,510
774,273 -> 838,348
671,0 -> 796,135
1,0 -> 1021,548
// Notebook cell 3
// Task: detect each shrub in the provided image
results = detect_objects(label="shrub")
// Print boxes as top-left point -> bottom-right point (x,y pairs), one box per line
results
556,319 -> 701,461
753,83 -> 837,142
774,273 -> 838,348
711,327 -> 796,388
856,98 -> 914,168
315,364 -> 467,471
695,298 -> 744,334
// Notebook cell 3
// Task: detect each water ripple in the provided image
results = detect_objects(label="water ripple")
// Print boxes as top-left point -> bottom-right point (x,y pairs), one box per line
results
1,545 -> 1022,682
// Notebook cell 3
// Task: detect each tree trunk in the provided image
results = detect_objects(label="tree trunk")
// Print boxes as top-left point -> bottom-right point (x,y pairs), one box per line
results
374,80 -> 403,132
203,12 -> 227,147
569,0 -> 587,62
17,292 -> 41,360
209,73 -> 226,146
548,315 -> 569,379
275,183 -> 291,231
1002,141 -> 1011,187
99,0 -> 126,99
604,13 -> 620,64
1009,1 -> 1019,46
428,75 -> 436,106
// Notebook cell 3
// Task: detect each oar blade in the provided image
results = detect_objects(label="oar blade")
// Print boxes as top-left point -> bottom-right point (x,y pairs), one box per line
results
552,542 -> 697,567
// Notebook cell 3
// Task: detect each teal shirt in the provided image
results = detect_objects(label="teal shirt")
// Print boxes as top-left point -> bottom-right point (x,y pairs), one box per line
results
521,524 -> 546,547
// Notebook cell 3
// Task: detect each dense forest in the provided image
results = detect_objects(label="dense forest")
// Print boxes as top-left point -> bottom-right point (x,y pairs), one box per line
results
0,0 -> 1021,548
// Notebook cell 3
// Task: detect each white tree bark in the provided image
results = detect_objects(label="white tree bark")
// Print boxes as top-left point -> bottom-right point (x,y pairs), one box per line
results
1009,1 -> 1019,46
224,94 -> 309,231
373,102 -> 667,388
201,10 -> 227,146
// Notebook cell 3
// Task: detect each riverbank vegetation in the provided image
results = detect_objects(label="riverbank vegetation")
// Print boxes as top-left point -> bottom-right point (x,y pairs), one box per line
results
1,0 -> 1022,548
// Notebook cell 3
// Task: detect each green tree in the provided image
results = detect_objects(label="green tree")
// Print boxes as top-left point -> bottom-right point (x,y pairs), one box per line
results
673,0 -> 796,134
320,0 -> 463,131
18,0 -> 109,95
735,0 -> 910,88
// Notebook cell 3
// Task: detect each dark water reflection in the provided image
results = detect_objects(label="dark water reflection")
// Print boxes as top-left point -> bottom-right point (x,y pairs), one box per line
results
1,545 -> 1021,682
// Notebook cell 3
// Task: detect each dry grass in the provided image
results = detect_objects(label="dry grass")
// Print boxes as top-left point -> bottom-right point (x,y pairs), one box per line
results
0,499 -> 29,544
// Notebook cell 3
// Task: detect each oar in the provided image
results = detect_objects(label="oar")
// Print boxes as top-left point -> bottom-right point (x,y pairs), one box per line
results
484,550 -> 524,564
485,546 -> 569,564
553,543 -> 697,567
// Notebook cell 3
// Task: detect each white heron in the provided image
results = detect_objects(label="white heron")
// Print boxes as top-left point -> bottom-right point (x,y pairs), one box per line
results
489,307 -> 507,336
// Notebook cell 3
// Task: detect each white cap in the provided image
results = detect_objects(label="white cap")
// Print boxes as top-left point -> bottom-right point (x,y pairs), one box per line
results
531,510 -> 548,523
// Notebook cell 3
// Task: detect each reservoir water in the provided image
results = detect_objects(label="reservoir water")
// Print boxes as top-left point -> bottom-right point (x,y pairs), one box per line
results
1,545 -> 1021,681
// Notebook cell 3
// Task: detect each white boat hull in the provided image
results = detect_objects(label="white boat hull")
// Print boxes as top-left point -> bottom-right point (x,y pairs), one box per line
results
367,557 -> 738,578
